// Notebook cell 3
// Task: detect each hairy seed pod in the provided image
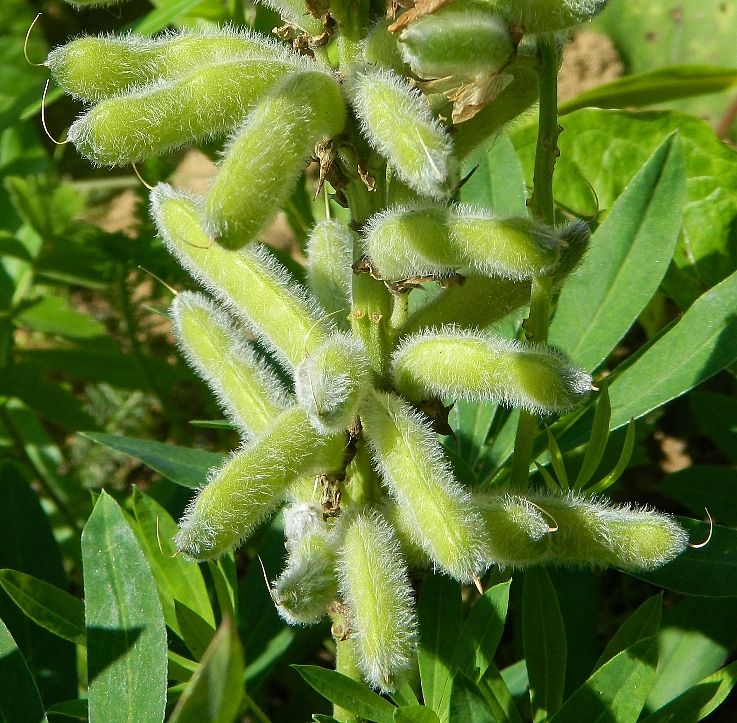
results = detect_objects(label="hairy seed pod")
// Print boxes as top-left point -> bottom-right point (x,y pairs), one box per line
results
256,0 -> 325,35
338,512 -> 417,692
306,220 -> 355,331
485,0 -> 608,33
46,28 -> 305,103
399,5 -> 514,83
205,72 -> 346,249
361,390 -> 490,582
295,333 -> 372,434
175,407 -> 345,561
393,328 -> 592,415
67,59 -> 300,165
381,500 -> 433,570
273,514 -> 339,625
152,185 -> 329,369
475,493 -> 552,567
171,292 -> 290,438
363,20 -> 405,74
598,506 -> 688,572
399,221 -> 590,335
363,205 -> 563,282
350,68 -> 457,200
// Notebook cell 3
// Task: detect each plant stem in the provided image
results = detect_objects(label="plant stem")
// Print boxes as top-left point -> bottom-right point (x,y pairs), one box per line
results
510,36 -> 560,491
331,609 -> 362,723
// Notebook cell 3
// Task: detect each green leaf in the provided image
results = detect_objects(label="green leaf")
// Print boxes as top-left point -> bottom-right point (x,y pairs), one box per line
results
0,461 -> 77,705
446,399 -> 498,471
131,0 -> 206,35
17,296 -> 107,339
0,617 -> 48,723
609,268 -> 737,431
595,594 -> 662,671
545,427 -> 569,492
83,432 -> 224,489
168,650 -> 198,683
394,706 -> 441,723
461,130 -> 528,216
629,518 -> 737,597
207,558 -> 236,622
640,659 -> 737,723
390,679 -> 419,708
574,384 -> 610,490
0,570 -> 85,646
448,672 -> 495,723
586,418 -> 636,495
549,637 -> 658,723
132,489 -> 215,635
499,660 -> 528,699
549,133 -> 686,372
690,392 -> 737,462
82,492 -> 168,723
645,596 -> 737,712
0,363 -> 99,432
659,466 -> 737,526
478,663 -> 524,723
46,699 -> 88,719
453,581 -> 511,683
175,600 -> 217,662
512,109 -> 737,309
168,618 -> 245,723
523,567 -> 566,722
559,65 -> 737,116
417,574 -> 463,718
294,666 -> 396,723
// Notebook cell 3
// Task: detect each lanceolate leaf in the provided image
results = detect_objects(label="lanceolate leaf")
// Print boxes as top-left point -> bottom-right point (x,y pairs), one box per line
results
549,133 -> 686,373
574,383 -> 610,490
84,432 -> 224,489
0,569 -> 85,646
394,707 -> 441,723
659,466 -> 737,527
294,666 -> 396,723
549,637 -> 658,723
523,568 -> 566,722
609,268 -> 737,431
0,617 -> 48,723
83,492 -> 168,723
448,672 -> 496,723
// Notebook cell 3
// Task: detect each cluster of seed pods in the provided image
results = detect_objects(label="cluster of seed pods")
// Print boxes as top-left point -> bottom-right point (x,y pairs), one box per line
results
48,0 -> 686,693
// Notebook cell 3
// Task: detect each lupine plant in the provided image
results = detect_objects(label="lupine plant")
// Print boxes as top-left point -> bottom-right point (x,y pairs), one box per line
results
4,0 -> 737,720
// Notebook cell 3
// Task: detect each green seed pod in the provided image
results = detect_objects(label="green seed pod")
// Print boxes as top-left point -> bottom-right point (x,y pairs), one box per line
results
393,329 -> 592,415
175,407 -> 345,561
295,333 -> 372,434
361,389 -> 490,582
46,28 -> 304,103
171,292 -> 290,438
399,5 -> 514,83
362,19 -> 405,74
257,0 -> 325,35
363,205 -> 563,282
350,68 -> 457,200
338,512 -> 417,692
306,220 -> 355,331
381,500 -> 433,570
484,0 -> 608,33
152,185 -> 329,370
273,505 -> 339,624
475,492 -> 552,567
204,71 -> 346,249
399,221 -> 590,335
598,506 -> 688,572
68,59 -> 298,166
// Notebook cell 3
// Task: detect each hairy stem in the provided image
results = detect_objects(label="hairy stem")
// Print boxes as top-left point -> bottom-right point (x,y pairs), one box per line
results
510,36 -> 560,491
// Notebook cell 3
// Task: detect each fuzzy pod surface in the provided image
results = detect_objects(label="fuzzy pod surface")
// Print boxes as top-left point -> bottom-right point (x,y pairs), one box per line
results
152,185 -> 328,369
257,0 -> 325,35
484,0 -> 608,32
363,205 -> 563,281
350,68 -> 457,200
46,28 -> 303,102
361,390 -> 490,582
274,521 -> 339,625
338,512 -> 417,692
362,20 -> 405,74
68,59 -> 298,165
171,291 -> 290,438
399,4 -> 514,82
295,333 -> 371,434
393,328 -> 592,415
174,406 -> 345,560
204,71 -> 346,249
306,220 -> 355,330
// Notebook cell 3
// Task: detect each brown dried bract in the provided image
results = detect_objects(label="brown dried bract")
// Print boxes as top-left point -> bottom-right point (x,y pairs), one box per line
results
414,398 -> 455,437
388,0 -> 458,33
